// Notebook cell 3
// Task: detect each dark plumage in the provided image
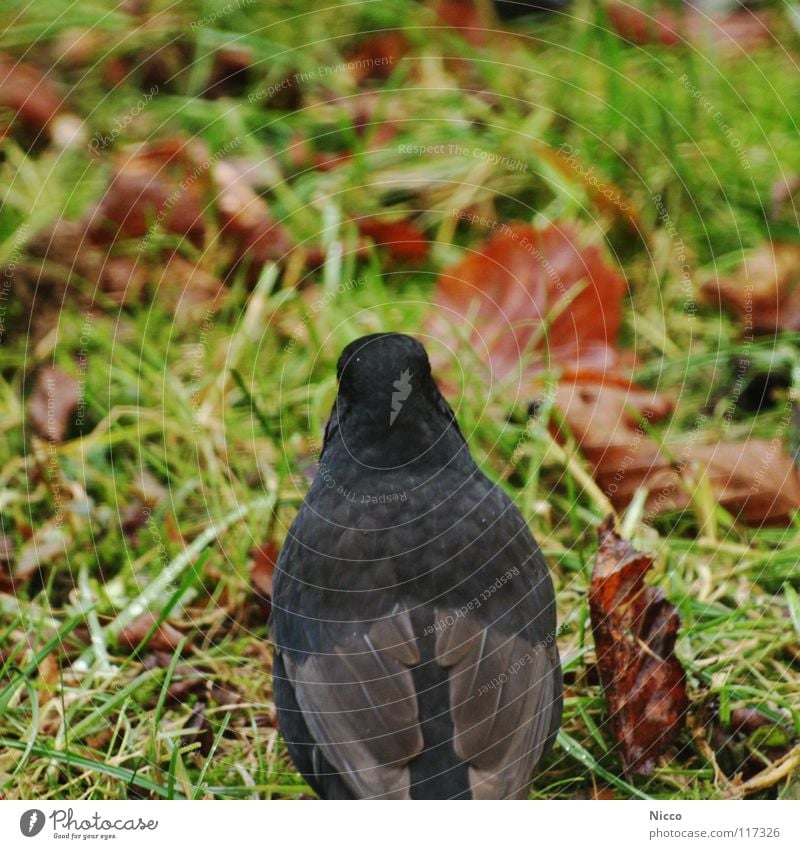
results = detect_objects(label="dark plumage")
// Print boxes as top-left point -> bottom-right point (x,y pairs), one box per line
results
271,333 -> 562,799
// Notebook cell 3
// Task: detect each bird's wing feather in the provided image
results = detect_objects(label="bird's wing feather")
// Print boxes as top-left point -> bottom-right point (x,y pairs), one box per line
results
281,608 -> 424,799
435,609 -> 562,799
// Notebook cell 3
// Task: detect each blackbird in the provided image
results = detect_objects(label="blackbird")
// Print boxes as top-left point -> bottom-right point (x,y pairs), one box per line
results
271,333 -> 562,799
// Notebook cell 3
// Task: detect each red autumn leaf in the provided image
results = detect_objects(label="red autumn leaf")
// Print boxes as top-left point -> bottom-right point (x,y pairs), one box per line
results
0,535 -> 15,593
589,516 -> 689,776
119,610 -> 184,653
27,366 -> 79,443
654,440 -> 800,526
435,222 -> 627,377
358,217 -> 429,263
605,2 -> 774,51
559,382 -> 800,524
700,242 -> 800,333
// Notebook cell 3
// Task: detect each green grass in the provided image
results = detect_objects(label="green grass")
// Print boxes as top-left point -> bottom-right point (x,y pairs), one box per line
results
1,0 -> 799,799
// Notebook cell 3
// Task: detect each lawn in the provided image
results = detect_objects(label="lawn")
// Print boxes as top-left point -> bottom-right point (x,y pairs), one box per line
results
1,0 -> 799,800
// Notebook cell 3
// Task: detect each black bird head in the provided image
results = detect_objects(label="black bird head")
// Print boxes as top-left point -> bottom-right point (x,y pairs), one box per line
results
322,333 -> 469,472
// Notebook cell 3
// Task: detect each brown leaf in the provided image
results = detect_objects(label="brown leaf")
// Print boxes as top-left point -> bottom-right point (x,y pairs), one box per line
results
435,222 -> 627,377
667,440 -> 800,525
0,57 -> 62,142
0,534 -> 14,593
15,527 -> 68,584
433,0 -> 491,46
589,517 -> 689,775
118,611 -> 184,653
212,160 -> 293,276
605,2 -> 774,51
250,540 -> 277,615
27,366 -> 79,443
155,254 -> 226,323
357,218 -> 429,263
701,243 -> 800,333
87,138 -> 210,246
346,32 -> 410,83
572,396 -> 800,524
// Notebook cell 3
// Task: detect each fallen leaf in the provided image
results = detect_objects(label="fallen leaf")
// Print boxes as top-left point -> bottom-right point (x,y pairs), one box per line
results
435,222 -> 627,377
434,0 -> 491,46
346,32 -> 410,83
212,160 -> 293,278
28,366 -> 79,443
0,56 -> 63,143
605,2 -> 774,51
701,243 -> 800,333
118,610 -> 184,653
87,138 -> 210,247
358,217 -> 429,263
250,540 -> 277,616
589,516 -> 689,776
154,254 -> 226,323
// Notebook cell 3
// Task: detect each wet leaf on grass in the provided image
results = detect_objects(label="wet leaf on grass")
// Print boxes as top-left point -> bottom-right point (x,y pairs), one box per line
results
589,516 -> 689,776
27,366 -> 80,443
701,243 -> 800,333
87,137 -> 210,247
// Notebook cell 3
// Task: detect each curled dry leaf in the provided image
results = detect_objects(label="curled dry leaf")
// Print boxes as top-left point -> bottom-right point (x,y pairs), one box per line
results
701,242 -> 800,333
28,366 -> 80,443
589,516 -> 689,776
118,610 -> 184,653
